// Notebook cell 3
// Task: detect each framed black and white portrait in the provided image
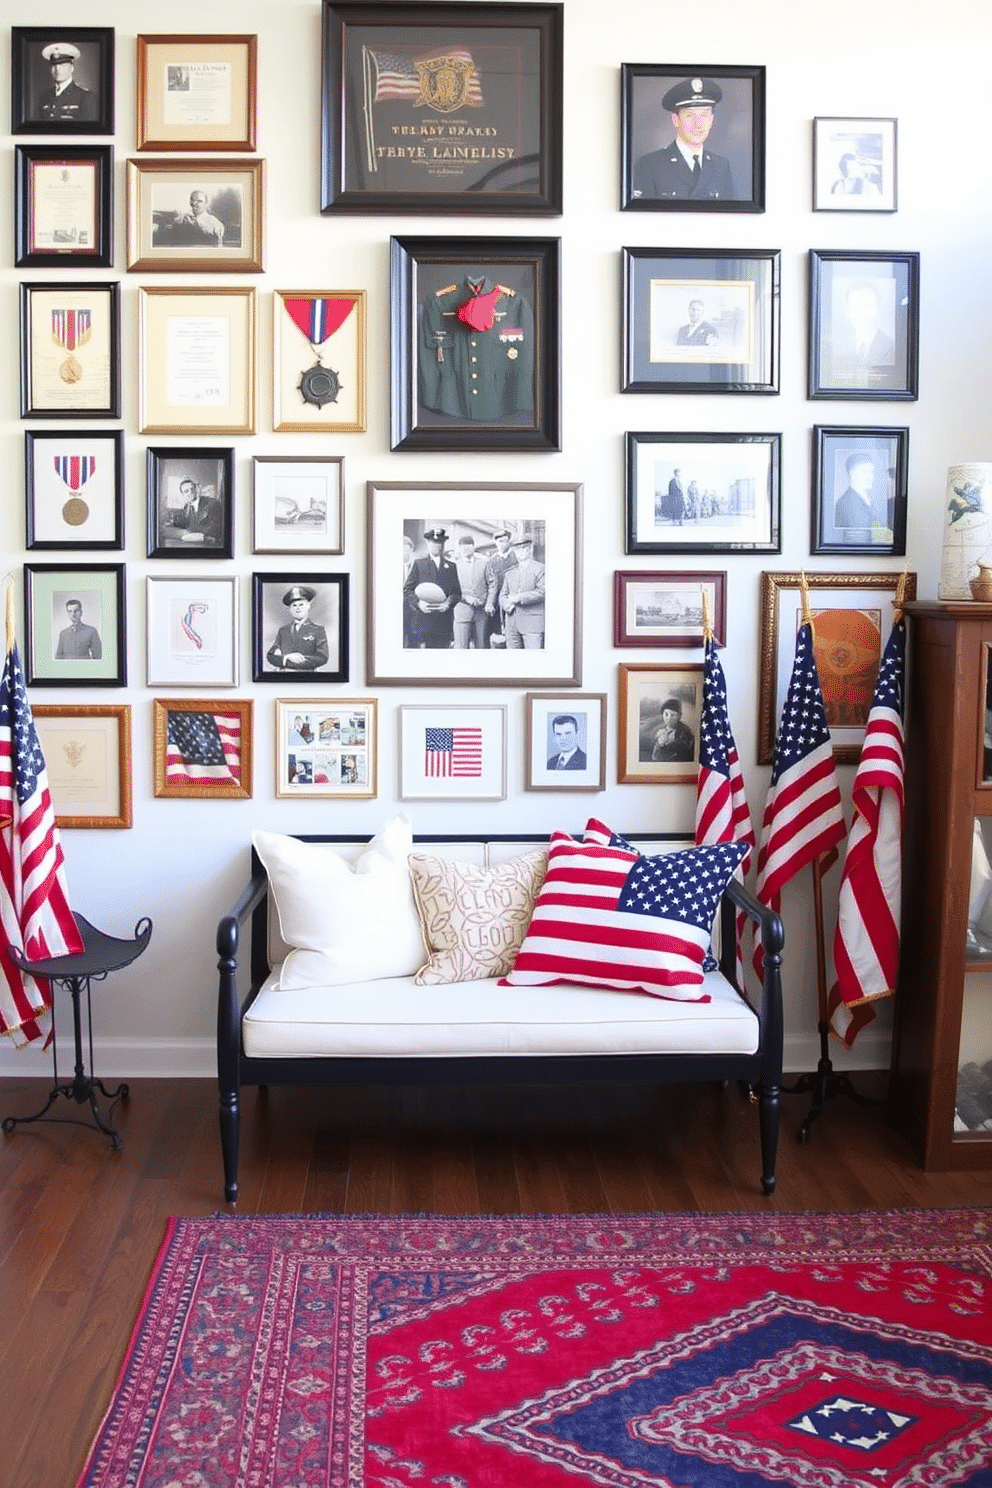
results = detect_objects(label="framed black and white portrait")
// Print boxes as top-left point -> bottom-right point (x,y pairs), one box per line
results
625,432 -> 781,555
618,663 -> 702,785
24,562 -> 125,687
146,447 -> 234,560
126,158 -> 264,272
525,692 -> 606,792
12,27 -> 115,136
808,250 -> 919,400
252,572 -> 349,685
813,117 -> 897,213
811,426 -> 908,557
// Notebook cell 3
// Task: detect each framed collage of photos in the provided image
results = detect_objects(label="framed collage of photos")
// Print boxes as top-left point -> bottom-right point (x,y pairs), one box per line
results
32,704 -> 132,829
25,429 -> 124,551
275,698 -> 377,799
15,144 -> 114,268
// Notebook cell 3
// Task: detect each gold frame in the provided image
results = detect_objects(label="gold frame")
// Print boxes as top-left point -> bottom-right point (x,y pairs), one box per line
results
758,570 -> 916,765
126,157 -> 264,272
139,285 -> 256,434
273,289 -> 367,434
153,697 -> 253,799
618,662 -> 702,785
275,697 -> 378,799
32,704 -> 132,829
137,34 -> 257,152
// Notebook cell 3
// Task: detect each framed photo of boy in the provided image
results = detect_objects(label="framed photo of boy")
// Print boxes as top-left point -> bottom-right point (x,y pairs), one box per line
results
12,27 -> 115,136
390,235 -> 561,452
153,698 -> 252,800
15,145 -> 114,268
275,698 -> 377,799
622,247 -> 780,394
24,562 -> 126,688
618,662 -> 702,785
252,573 -> 349,685
126,158 -> 264,272
32,704 -> 132,829
20,281 -> 121,420
252,455 -> 345,554
626,432 -> 781,555
146,447 -> 234,559
811,426 -> 909,557
813,117 -> 897,212
614,570 -> 726,648
808,249 -> 919,400
621,63 -> 765,213
146,575 -> 238,688
526,692 -> 606,792
399,704 -> 506,802
273,290 -> 367,434
25,429 -> 124,551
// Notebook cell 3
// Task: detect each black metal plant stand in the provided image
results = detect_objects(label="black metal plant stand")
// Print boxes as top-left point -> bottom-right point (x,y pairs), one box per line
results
2,914 -> 152,1150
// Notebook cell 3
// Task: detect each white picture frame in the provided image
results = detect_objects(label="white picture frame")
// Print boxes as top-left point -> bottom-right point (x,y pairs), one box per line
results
146,574 -> 238,686
251,455 -> 344,554
399,704 -> 506,801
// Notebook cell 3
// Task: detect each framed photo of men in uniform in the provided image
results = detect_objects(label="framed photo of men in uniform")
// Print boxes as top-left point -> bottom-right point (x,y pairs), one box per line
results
391,235 -> 561,452
620,63 -> 765,213
252,572 -> 350,685
12,28 -> 115,136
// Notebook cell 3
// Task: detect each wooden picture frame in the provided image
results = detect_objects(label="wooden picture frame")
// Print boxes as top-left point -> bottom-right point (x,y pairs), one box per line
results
621,63 -> 765,213
618,662 -> 703,785
139,285 -> 256,434
32,704 -> 132,829
399,704 -> 507,801
525,692 -> 607,792
808,249 -> 920,401
252,456 -> 345,554
367,479 -> 582,687
126,157 -> 264,272
153,698 -> 253,799
275,697 -> 377,799
625,431 -> 781,554
25,429 -> 124,551
622,246 -> 780,394
12,27 -> 115,136
20,281 -> 121,420
811,425 -> 909,557
146,575 -> 238,688
614,570 -> 726,648
390,234 -> 561,452
813,117 -> 897,212
15,145 -> 114,268
24,562 -> 126,688
273,290 -> 367,434
146,446 -> 234,560
757,570 -> 917,765
320,1 -> 563,215
137,34 -> 257,152
252,572 -> 350,685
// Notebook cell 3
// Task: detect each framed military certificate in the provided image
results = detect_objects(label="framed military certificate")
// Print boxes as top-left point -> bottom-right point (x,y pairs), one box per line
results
321,2 -> 563,214
15,145 -> 114,268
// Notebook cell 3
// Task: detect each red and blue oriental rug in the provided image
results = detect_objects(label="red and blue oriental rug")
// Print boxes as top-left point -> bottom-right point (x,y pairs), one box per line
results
78,1209 -> 992,1488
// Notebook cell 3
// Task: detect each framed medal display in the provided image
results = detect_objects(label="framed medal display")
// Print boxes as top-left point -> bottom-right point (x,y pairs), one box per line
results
273,290 -> 367,433
25,429 -> 124,551
20,281 -> 121,419
15,145 -> 114,269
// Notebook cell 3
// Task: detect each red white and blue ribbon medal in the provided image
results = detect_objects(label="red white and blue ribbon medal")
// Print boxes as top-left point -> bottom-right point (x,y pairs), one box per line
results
51,307 -> 92,385
53,452 -> 96,526
284,298 -> 356,409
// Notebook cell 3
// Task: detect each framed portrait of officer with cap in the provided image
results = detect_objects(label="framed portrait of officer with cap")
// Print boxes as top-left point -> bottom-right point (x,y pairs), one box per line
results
12,28 -> 115,136
252,572 -> 350,685
620,63 -> 765,213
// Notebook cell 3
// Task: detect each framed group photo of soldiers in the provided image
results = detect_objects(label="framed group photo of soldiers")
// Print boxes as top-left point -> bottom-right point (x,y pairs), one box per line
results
15,145 -> 114,269
11,27 -> 115,136
390,235 -> 561,452
24,561 -> 126,688
808,249 -> 920,401
625,431 -> 782,556
620,63 -> 765,213
126,158 -> 265,273
811,425 -> 909,558
146,446 -> 235,560
618,662 -> 703,786
251,572 -> 350,686
320,1 -> 564,215
366,478 -> 582,687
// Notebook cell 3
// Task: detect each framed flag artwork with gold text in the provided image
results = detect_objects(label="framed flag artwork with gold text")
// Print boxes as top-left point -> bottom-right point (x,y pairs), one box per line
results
20,281 -> 121,418
274,290 -> 367,433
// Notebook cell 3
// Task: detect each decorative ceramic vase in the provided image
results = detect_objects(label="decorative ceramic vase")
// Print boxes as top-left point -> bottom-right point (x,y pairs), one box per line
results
939,463 -> 992,600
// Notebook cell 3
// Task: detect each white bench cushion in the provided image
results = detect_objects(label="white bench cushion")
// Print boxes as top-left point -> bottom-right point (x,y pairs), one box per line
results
242,970 -> 758,1060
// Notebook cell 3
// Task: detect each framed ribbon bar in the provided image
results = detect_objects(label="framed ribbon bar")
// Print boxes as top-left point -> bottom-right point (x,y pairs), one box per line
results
273,289 -> 367,433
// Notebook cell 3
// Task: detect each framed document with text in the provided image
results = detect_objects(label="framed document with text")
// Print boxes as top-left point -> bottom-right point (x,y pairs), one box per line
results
139,285 -> 256,434
137,34 -> 257,151
32,705 -> 132,829
15,145 -> 113,268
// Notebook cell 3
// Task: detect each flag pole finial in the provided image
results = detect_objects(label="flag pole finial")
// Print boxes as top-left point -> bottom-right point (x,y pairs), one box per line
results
893,569 -> 909,621
4,575 -> 15,656
701,586 -> 713,642
799,572 -> 813,630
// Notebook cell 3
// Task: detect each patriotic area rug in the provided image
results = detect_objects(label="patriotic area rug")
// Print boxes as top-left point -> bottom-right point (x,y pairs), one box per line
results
78,1210 -> 992,1488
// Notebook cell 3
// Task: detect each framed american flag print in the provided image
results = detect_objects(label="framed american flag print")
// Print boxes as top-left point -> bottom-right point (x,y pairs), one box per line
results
399,704 -> 506,800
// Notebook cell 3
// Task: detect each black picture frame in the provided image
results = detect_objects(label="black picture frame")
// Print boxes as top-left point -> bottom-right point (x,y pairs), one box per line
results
25,429 -> 124,551
15,144 -> 114,269
625,431 -> 781,555
24,562 -> 126,688
808,249 -> 920,401
320,1 -> 563,215
146,447 -> 235,560
620,63 -> 765,213
252,572 -> 350,685
11,27 -> 115,136
622,247 -> 780,394
391,234 -> 561,452
811,425 -> 909,557
20,280 -> 122,420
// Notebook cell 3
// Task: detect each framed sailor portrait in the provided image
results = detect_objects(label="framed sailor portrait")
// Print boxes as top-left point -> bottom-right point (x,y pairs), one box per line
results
320,1 -> 563,215
621,63 -> 765,213
273,290 -> 367,434
20,281 -> 121,420
391,235 -> 561,452
15,145 -> 114,269
12,27 -> 115,136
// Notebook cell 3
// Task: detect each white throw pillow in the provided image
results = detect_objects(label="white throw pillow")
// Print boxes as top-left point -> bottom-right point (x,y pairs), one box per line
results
252,814 -> 425,989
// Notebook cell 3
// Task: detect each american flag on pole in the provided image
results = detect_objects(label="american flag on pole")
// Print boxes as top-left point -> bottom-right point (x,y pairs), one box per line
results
827,616 -> 906,1048
166,710 -> 242,787
754,619 -> 846,978
695,635 -> 754,978
0,642 -> 83,1048
424,726 -> 482,778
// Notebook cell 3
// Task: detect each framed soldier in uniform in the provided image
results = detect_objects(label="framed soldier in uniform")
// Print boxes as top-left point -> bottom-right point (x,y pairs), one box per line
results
12,28 -> 115,136
391,235 -> 561,452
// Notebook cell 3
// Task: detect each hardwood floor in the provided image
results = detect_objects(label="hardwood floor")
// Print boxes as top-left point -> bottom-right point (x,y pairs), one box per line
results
1,1072 -> 990,1487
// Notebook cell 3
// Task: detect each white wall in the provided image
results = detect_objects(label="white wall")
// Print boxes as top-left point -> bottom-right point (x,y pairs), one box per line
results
2,0 -> 990,1079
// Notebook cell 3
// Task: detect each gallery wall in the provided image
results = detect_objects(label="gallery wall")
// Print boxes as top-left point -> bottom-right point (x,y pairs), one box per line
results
1,0 -> 990,1080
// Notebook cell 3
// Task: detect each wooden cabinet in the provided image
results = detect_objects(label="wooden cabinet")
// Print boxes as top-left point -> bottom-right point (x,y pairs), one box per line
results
890,600 -> 992,1168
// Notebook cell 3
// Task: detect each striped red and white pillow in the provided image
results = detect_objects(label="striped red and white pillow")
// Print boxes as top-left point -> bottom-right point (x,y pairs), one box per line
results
500,831 -> 748,999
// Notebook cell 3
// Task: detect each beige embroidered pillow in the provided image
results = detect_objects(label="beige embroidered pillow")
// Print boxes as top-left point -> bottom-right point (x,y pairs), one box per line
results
409,850 -> 548,985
